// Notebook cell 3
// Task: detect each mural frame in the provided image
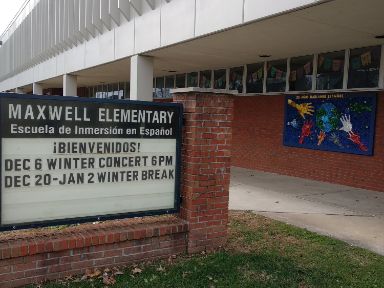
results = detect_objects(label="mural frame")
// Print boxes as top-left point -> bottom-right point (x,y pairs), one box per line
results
283,92 -> 377,156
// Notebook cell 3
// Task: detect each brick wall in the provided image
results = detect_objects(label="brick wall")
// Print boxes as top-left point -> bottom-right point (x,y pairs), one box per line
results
174,92 -> 233,253
0,217 -> 188,288
232,93 -> 384,192
153,98 -> 173,103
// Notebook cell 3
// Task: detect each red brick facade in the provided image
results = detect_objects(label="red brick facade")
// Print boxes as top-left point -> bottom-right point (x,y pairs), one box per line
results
0,217 -> 188,288
232,93 -> 384,192
174,92 -> 233,253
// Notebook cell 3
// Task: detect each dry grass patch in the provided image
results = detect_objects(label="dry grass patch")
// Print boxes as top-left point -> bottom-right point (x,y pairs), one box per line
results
27,211 -> 384,288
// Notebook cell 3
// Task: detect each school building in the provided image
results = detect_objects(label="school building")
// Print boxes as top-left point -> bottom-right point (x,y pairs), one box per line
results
0,0 -> 383,192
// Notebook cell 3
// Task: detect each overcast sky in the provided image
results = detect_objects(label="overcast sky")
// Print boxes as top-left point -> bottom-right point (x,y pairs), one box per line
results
0,0 -> 26,36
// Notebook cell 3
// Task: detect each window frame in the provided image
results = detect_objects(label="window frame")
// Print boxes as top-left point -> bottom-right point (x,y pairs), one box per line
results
151,44 -> 384,97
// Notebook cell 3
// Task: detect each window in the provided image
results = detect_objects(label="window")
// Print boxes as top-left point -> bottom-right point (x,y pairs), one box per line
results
199,70 -> 212,88
95,84 -> 106,99
155,77 -> 165,98
165,76 -> 175,89
246,63 -> 264,93
110,83 -> 119,99
176,74 -> 186,88
229,66 -> 243,93
120,82 -> 129,99
290,55 -> 313,91
214,69 -> 226,89
348,46 -> 381,88
125,82 -> 130,99
88,82 -> 129,99
267,59 -> 287,92
86,87 -> 93,98
187,72 -> 198,87
164,75 -> 175,98
317,50 -> 345,90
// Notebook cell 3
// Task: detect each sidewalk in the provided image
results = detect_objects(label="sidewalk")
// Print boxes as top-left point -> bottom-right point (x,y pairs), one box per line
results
229,167 -> 384,255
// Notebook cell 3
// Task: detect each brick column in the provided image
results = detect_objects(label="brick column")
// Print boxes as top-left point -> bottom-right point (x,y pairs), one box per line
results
173,92 -> 233,253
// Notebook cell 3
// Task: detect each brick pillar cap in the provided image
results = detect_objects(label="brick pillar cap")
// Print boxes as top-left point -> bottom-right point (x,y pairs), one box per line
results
171,88 -> 238,95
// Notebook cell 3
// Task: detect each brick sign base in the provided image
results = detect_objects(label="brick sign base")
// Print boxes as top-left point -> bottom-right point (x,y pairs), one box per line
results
0,91 -> 233,288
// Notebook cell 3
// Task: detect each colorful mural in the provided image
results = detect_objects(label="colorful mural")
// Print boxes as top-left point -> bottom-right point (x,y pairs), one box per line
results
283,92 -> 377,155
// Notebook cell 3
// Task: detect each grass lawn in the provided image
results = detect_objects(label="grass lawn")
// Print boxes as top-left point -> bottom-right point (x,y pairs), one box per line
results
29,212 -> 384,288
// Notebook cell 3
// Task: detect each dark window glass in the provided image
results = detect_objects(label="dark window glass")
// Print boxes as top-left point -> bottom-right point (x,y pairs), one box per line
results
267,59 -> 287,92
317,50 -> 345,90
154,77 -> 165,98
165,76 -> 175,88
214,69 -> 227,89
124,82 -> 130,99
229,66 -> 243,93
176,74 -> 186,88
88,82 -> 127,100
86,87 -> 92,98
94,87 -> 98,98
118,82 -> 126,99
110,83 -> 119,99
199,70 -> 212,88
156,77 -> 164,88
187,72 -> 198,87
246,63 -> 264,93
290,55 -> 313,91
164,76 -> 175,98
118,90 -> 124,99
95,85 -> 106,99
348,46 -> 381,88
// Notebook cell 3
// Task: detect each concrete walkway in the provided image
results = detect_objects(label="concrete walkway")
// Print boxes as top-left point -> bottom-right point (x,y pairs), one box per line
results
229,167 -> 384,256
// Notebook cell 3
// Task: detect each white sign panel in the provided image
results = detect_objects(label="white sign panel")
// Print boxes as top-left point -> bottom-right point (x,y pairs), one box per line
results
0,94 -> 182,229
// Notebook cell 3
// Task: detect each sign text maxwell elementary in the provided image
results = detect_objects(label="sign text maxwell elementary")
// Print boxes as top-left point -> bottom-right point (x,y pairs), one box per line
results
0,94 -> 182,230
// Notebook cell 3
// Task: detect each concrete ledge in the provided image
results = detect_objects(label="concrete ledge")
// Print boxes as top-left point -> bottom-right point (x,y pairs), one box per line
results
171,88 -> 239,95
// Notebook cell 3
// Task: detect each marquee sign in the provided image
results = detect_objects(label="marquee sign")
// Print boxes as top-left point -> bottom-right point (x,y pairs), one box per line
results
0,93 -> 182,230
